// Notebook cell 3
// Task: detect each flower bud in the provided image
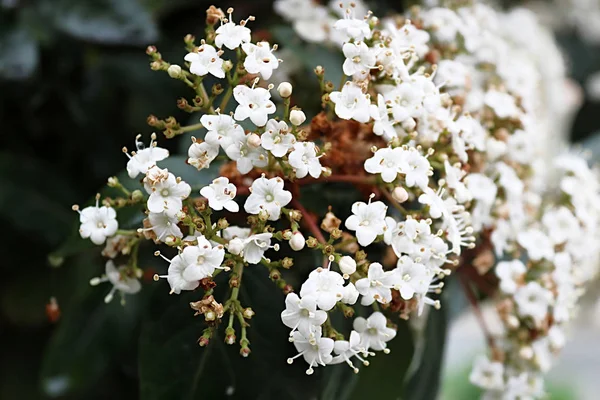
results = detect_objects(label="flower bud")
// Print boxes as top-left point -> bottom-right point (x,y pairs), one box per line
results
290,109 -> 306,126
519,346 -> 533,360
282,230 -> 293,240
223,60 -> 234,72
258,209 -> 269,221
392,186 -> 409,203
167,64 -> 182,78
247,133 -> 261,148
306,237 -> 319,248
242,308 -> 255,319
289,232 -> 306,251
281,257 -> 294,269
107,176 -> 119,187
339,256 -> 357,276
228,238 -> 245,255
277,82 -> 293,98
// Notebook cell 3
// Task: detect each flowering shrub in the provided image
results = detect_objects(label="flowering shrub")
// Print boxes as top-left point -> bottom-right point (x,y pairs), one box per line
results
64,0 -> 600,397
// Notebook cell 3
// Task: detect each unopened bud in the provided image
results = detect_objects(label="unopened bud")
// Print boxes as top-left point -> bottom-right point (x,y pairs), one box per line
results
217,218 -> 229,230
243,308 -> 255,319
289,232 -> 306,251
228,238 -> 245,255
247,133 -> 261,148
290,109 -> 306,126
258,209 -> 269,221
223,60 -> 234,72
107,176 -> 119,187
392,186 -> 409,203
339,256 -> 357,276
306,237 -> 319,248
277,82 -> 293,98
167,64 -> 182,78
282,257 -> 294,269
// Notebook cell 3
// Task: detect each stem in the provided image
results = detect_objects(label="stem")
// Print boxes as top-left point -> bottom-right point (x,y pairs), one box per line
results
179,122 -> 204,133
219,86 -> 233,111
290,198 -> 326,244
458,269 -> 496,350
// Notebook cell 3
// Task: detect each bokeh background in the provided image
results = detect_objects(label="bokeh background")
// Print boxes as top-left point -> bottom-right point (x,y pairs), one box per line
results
1,0 -> 600,399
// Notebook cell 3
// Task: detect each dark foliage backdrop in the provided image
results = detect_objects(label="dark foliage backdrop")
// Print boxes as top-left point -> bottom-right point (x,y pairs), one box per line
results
1,0 -> 599,399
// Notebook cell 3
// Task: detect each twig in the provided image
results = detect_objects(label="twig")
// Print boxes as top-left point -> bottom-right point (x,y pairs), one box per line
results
290,198 -> 326,244
458,269 -> 497,350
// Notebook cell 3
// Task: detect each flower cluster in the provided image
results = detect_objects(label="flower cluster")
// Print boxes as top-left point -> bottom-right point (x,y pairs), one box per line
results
68,0 -> 600,395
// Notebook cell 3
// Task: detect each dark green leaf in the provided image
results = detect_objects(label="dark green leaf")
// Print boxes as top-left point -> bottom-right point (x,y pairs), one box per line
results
404,306 -> 448,400
47,0 -> 158,45
0,25 -> 39,79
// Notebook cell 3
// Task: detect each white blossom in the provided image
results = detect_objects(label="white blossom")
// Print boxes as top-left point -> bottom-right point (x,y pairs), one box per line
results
184,44 -> 225,78
201,114 -> 245,150
288,142 -> 322,179
244,176 -> 292,221
496,260 -> 526,294
242,41 -> 279,79
215,12 -> 251,50
329,331 -> 369,372
329,82 -> 371,123
345,199 -> 388,246
77,202 -> 118,245
289,328 -> 334,375
355,263 -> 395,305
281,293 -> 327,336
260,119 -> 295,157
353,312 -> 396,352
90,261 -> 141,304
514,282 -> 553,325
225,133 -> 269,174
147,211 -> 182,241
144,167 -> 191,217
233,85 -> 276,127
124,135 -> 169,178
469,356 -> 504,391
187,141 -> 219,170
364,147 -> 404,183
342,41 -> 375,78
299,268 -> 345,311
200,177 -> 239,212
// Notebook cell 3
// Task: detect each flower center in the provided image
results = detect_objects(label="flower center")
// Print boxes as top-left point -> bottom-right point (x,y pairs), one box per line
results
161,189 -> 170,196
96,221 -> 105,229
360,219 -> 370,226
367,327 -> 378,335
197,256 -> 205,264
301,309 -> 310,317
265,194 -> 274,202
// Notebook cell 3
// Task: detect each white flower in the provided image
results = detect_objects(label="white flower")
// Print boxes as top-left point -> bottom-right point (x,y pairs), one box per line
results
542,207 -> 580,245
124,135 -> 169,178
364,147 -> 405,183
147,211 -> 182,241
289,232 -> 306,251
242,41 -> 279,79
401,149 -> 431,189
261,119 -> 295,157
144,167 -> 191,217
233,85 -> 276,127
289,328 -> 334,375
187,141 -> 219,170
370,94 -> 397,141
288,142 -> 322,179
201,114 -> 245,150
353,312 -> 396,352
200,177 -> 239,212
484,90 -> 520,119
215,12 -> 251,50
469,356 -> 504,391
341,282 -> 359,305
299,268 -> 345,311
444,161 -> 472,203
334,14 -> 371,41
329,82 -> 371,123
495,260 -> 526,294
289,109 -> 306,126
184,44 -> 225,78
345,200 -> 388,246
517,229 -> 554,261
387,81 -> 424,122
514,282 -> 553,325
160,236 -> 225,294
355,263 -> 395,305
418,187 -> 450,219
240,233 -> 273,264
90,260 -> 141,304
393,256 -> 432,300
531,338 -> 553,372
329,331 -> 369,372
342,41 -> 375,78
77,203 -> 118,245
339,256 -> 357,277
225,133 -> 269,174
244,176 -> 292,221
281,293 -> 327,336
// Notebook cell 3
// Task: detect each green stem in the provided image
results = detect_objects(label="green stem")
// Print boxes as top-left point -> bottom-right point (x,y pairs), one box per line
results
179,122 -> 204,133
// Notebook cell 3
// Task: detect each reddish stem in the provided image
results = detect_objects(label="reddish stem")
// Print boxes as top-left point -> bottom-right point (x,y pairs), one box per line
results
458,269 -> 497,350
290,198 -> 327,245
299,175 -> 376,186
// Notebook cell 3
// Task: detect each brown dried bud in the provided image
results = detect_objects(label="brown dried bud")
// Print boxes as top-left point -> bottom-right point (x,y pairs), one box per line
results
281,257 -> 294,269
321,212 -> 341,233
206,6 -> 225,25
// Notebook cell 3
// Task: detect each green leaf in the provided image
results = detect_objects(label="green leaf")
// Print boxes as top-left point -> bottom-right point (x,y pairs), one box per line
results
349,318 -> 414,400
40,254 -> 145,398
138,266 -> 354,400
404,306 -> 448,400
0,24 -> 39,79
47,0 -> 158,45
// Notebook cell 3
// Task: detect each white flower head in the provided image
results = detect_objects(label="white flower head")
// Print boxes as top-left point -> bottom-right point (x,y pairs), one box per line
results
334,9 -> 372,41
215,9 -> 252,50
514,282 -> 554,325
201,114 -> 245,150
244,176 -> 292,221
242,41 -> 279,79
233,85 -> 276,127
329,331 -> 370,373
200,177 -> 239,212
393,256 -> 432,300
342,41 -> 375,78
90,260 -> 141,304
281,292 -> 327,336
495,260 -> 526,294
261,119 -> 295,157
288,142 -> 323,179
400,148 -> 431,189
517,229 -> 554,261
289,328 -> 334,375
345,198 -> 388,247
370,94 -> 397,141
76,200 -> 118,245
484,90 -> 520,119
225,133 -> 269,174
187,140 -> 219,170
299,268 -> 345,311
240,232 -> 273,264
353,311 -> 396,352
364,147 -> 405,183
184,43 -> 225,78
330,82 -> 371,123
144,167 -> 191,217
469,356 -> 504,391
146,211 -> 183,242
124,134 -> 169,178
355,262 -> 396,305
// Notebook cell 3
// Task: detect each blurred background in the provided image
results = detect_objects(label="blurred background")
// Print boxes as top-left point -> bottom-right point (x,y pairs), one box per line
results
1,0 -> 600,399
